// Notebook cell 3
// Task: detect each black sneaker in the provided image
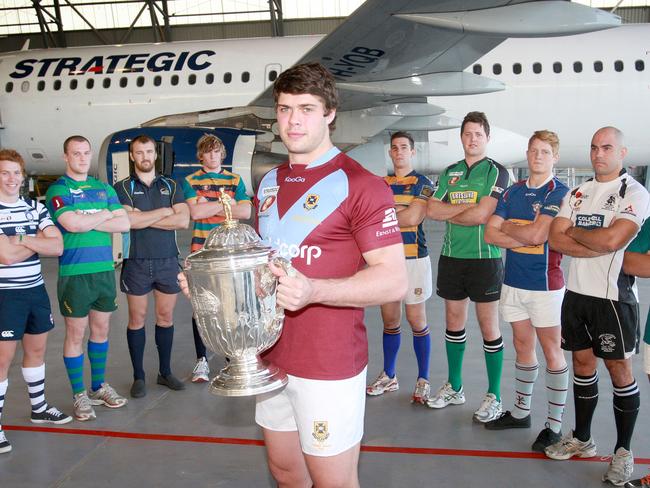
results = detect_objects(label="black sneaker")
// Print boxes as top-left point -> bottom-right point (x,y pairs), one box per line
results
130,379 -> 146,398
157,374 -> 185,391
30,406 -> 73,425
532,424 -> 562,452
485,410 -> 531,430
0,430 -> 12,454
625,473 -> 650,487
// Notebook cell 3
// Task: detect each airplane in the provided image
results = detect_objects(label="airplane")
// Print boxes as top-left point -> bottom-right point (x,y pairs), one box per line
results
0,0 -> 642,195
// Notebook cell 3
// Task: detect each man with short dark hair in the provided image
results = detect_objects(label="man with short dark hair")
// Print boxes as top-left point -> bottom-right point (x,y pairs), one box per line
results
367,131 -> 434,404
546,127 -> 649,486
254,61 -> 407,487
182,133 -> 252,383
426,111 -> 510,423
46,135 -> 130,421
114,135 -> 189,398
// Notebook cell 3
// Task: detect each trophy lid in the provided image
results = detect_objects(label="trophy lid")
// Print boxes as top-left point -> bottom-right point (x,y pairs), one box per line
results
184,190 -> 271,270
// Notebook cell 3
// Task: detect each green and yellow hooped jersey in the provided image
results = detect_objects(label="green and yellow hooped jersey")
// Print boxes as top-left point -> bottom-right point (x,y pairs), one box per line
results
434,157 -> 509,259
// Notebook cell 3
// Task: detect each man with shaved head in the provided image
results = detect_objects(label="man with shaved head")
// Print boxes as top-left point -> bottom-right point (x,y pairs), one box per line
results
546,127 -> 649,486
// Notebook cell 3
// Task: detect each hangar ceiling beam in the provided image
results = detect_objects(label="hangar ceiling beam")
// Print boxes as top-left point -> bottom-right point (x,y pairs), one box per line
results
119,1 -> 149,44
62,0 -> 110,45
269,0 -> 284,37
31,0 -> 57,48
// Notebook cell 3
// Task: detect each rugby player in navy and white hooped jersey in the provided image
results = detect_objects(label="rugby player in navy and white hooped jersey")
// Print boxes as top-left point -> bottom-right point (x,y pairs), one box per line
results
546,127 -> 650,486
484,130 -> 569,452
254,62 -> 407,487
0,149 -> 72,454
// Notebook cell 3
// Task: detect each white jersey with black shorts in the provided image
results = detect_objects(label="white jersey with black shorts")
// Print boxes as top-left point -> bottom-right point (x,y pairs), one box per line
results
556,170 -> 650,358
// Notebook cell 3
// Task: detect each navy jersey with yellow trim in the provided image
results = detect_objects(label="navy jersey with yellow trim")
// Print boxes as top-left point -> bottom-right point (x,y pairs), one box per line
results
384,171 -> 433,259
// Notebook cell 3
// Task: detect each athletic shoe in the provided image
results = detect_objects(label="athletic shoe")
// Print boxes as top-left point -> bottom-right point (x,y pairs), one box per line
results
473,393 -> 503,423
130,379 -> 146,398
531,423 -> 562,453
544,431 -> 597,460
157,374 -> 186,391
625,473 -> 650,487
0,430 -> 11,454
366,371 -> 399,396
484,410 -> 531,430
192,357 -> 210,383
603,447 -> 634,486
30,406 -> 73,425
427,382 -> 466,409
89,383 -> 128,408
72,391 -> 96,421
411,378 -> 430,404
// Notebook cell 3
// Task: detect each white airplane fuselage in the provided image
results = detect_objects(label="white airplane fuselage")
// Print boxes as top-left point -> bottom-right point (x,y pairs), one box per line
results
0,24 -> 647,177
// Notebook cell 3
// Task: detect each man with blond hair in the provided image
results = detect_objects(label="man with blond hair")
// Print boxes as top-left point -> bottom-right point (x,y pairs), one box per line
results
484,130 -> 569,452
182,134 -> 251,382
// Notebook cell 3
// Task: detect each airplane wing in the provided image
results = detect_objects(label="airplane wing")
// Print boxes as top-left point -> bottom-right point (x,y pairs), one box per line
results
144,0 -> 619,163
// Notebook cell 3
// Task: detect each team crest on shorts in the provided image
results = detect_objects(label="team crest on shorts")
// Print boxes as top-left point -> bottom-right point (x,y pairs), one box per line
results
414,288 -> 422,296
312,421 -> 330,447
599,333 -> 617,353
304,194 -> 319,211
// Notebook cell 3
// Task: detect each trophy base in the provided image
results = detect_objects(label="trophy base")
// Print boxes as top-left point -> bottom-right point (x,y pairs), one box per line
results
209,355 -> 288,397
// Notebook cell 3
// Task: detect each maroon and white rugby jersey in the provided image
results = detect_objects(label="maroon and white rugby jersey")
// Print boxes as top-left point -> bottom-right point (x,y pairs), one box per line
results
255,147 -> 401,380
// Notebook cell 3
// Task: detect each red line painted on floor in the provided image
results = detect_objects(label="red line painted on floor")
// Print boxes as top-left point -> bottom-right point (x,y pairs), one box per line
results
4,424 -> 650,464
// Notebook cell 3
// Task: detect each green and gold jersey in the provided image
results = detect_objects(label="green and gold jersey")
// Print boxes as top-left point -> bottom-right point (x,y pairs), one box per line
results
433,157 -> 509,259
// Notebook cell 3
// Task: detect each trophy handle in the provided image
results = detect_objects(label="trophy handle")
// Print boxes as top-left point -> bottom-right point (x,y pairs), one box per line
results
270,257 -> 297,278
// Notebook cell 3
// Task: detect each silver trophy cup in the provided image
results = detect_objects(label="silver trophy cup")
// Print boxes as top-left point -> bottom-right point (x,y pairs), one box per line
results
184,193 -> 288,396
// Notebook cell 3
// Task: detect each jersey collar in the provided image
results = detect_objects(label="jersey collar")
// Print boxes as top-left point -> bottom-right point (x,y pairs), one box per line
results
526,174 -> 554,190
290,146 -> 341,170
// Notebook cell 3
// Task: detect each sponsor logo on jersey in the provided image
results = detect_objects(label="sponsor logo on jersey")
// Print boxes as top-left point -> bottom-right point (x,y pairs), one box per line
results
14,226 -> 25,234
269,239 -> 322,265
622,204 -> 636,216
0,215 -> 11,222
420,185 -> 434,198
262,185 -> 280,196
572,199 -> 583,210
134,191 -> 145,195
449,190 -> 477,204
544,204 -> 560,214
449,171 -> 464,177
259,195 -> 276,214
284,176 -> 306,183
448,176 -> 460,186
491,185 -> 505,194
70,188 -> 84,195
599,333 -> 617,353
601,194 -> 618,211
25,209 -> 38,222
382,208 -> 398,228
160,186 -> 170,196
51,196 -> 65,210
1,330 -> 14,338
312,421 -> 330,446
303,194 -> 319,211
576,214 -> 604,229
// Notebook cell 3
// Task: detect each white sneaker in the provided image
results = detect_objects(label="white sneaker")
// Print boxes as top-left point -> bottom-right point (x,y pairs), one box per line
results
473,393 -> 502,423
366,371 -> 399,396
603,447 -> 634,486
426,382 -> 466,409
411,378 -> 430,405
192,357 -> 210,383
88,383 -> 128,408
544,431 -> 597,460
72,391 -> 96,421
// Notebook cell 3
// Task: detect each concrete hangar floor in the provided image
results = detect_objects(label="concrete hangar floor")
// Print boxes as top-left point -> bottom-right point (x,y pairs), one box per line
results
1,221 -> 649,487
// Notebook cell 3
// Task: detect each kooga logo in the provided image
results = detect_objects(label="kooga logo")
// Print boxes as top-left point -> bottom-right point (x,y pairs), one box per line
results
284,176 -> 305,183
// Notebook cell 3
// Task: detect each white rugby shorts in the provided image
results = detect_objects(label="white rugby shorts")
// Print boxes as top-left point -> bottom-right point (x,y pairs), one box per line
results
255,367 -> 367,457
499,284 -> 564,328
405,256 -> 433,305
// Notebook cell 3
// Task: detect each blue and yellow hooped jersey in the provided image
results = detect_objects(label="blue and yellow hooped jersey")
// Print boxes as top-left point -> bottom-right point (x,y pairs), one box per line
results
384,171 -> 434,259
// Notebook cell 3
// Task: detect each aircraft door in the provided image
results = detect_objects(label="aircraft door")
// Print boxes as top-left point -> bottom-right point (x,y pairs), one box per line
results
264,64 -> 282,88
